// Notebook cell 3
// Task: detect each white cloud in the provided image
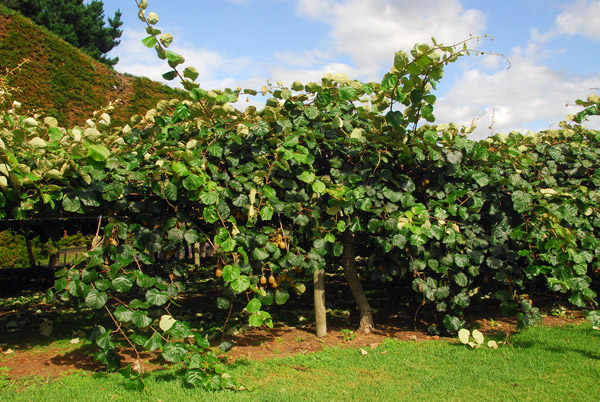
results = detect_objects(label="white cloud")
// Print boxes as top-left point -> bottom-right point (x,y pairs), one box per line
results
268,62 -> 356,86
273,49 -> 333,68
435,43 -> 600,139
554,0 -> 600,40
295,0 -> 486,79
111,28 -> 257,90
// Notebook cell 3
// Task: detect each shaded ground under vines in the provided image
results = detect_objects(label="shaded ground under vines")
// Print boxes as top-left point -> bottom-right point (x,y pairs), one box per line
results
0,269 -> 588,383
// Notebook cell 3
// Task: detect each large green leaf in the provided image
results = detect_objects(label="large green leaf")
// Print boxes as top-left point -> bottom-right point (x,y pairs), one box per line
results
221,265 -> 240,282
162,343 -> 188,362
146,289 -> 170,306
246,298 -> 261,313
231,275 -> 250,293
131,311 -> 152,328
112,277 -> 133,293
87,144 -> 109,162
85,289 -> 107,309
62,194 -> 81,212
275,289 -> 290,305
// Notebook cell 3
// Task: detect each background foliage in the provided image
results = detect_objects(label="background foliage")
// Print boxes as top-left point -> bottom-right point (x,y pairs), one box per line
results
0,0 -> 123,66
0,4 -> 184,128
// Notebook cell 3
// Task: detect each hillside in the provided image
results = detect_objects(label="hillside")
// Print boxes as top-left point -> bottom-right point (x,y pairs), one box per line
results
0,5 -> 184,127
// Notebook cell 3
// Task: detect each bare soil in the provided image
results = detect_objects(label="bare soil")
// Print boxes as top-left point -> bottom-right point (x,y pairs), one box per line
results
0,302 -> 586,382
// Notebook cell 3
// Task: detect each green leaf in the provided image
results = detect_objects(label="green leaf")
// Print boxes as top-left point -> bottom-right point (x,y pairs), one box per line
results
141,35 -> 157,48
249,313 -> 264,327
443,315 -> 464,332
511,190 -> 532,213
146,289 -> 170,306
304,106 -> 319,120
216,297 -> 230,310
184,66 -> 199,81
184,229 -> 200,243
183,174 -> 204,191
252,248 -> 269,261
112,277 -> 133,293
131,311 -> 152,328
246,298 -> 261,313
339,86 -> 357,101
275,289 -> 290,305
143,332 -> 163,351
260,205 -> 274,221
124,377 -> 144,392
147,12 -> 159,24
195,334 -> 210,348
87,144 -> 109,162
159,33 -> 173,47
166,321 -> 192,338
381,74 -> 399,91
471,172 -> 489,187
200,191 -> 219,205
333,243 -> 344,257
162,343 -> 188,363
454,272 -> 468,287
383,188 -> 402,202
165,50 -> 185,67
299,171 -> 315,183
454,254 -> 469,268
203,205 -> 219,223
231,275 -> 251,293
394,51 -> 409,70
129,299 -> 150,309
386,110 -> 404,128
114,306 -> 133,323
82,269 -> 98,284
222,265 -> 240,282
85,289 -> 107,309
163,182 -> 178,201
220,237 -> 236,252
62,194 -> 81,213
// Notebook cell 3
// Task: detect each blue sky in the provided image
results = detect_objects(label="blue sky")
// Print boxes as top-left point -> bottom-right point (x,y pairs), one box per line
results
99,0 -> 600,139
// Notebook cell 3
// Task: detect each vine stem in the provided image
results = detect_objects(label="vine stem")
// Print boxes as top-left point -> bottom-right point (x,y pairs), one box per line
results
221,301 -> 234,343
90,215 -> 103,250
134,0 -> 215,124
104,305 -> 144,375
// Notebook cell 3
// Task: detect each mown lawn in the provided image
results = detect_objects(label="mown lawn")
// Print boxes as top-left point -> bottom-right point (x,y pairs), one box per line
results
1,323 -> 598,402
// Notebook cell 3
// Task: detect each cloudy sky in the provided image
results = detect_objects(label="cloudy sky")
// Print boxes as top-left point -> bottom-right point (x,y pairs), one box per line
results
99,0 -> 600,139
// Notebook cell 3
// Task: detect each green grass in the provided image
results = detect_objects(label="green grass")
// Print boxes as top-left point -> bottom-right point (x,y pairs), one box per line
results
1,324 -> 598,402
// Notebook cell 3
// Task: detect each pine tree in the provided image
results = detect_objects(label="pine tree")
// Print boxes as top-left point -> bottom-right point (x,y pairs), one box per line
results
1,0 -> 123,66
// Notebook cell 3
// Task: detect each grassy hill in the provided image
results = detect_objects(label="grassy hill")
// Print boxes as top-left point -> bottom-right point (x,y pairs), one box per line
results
0,4 -> 184,127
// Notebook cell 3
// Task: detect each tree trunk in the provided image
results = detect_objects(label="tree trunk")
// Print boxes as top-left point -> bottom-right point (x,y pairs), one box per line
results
342,231 -> 374,333
25,236 -> 37,268
193,243 -> 200,266
48,251 -> 60,268
313,267 -> 327,337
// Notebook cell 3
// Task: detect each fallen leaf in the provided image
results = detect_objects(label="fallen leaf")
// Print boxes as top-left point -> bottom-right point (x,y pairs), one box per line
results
487,340 -> 499,349
369,342 -> 379,349
359,348 -> 368,356
159,315 -> 176,332
458,328 -> 470,344
2,348 -> 14,355
69,338 -> 80,344
39,320 -> 53,337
